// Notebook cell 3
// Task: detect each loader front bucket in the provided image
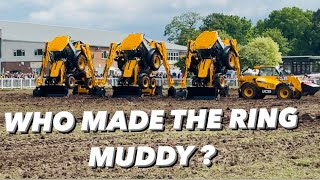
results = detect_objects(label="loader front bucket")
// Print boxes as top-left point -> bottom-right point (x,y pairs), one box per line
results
89,87 -> 106,97
186,87 -> 218,99
112,86 -> 142,98
33,85 -> 68,97
301,82 -> 320,96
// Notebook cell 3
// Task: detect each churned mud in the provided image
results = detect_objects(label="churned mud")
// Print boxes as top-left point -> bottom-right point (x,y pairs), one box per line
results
0,90 -> 319,179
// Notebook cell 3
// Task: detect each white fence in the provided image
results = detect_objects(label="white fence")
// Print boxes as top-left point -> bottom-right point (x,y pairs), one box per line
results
0,78 -> 239,89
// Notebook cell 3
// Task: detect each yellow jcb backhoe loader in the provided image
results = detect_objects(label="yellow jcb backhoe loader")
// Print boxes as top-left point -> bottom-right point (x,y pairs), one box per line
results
105,33 -> 175,97
33,36 -> 96,97
238,66 -> 320,99
177,31 -> 240,99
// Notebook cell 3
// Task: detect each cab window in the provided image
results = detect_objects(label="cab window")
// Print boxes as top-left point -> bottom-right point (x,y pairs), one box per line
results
259,68 -> 279,76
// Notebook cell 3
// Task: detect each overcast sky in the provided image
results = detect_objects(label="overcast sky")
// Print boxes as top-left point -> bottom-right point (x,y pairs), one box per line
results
0,0 -> 319,40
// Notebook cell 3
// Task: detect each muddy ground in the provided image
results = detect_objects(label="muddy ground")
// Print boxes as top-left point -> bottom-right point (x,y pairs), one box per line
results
0,89 -> 319,179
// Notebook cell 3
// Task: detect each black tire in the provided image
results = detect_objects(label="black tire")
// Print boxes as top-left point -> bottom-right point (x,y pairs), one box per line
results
85,78 -> 93,89
241,83 -> 259,99
149,51 -> 162,71
76,54 -> 87,71
149,78 -> 157,89
225,51 -> 236,70
276,84 -> 293,99
65,75 -> 76,89
138,75 -> 150,89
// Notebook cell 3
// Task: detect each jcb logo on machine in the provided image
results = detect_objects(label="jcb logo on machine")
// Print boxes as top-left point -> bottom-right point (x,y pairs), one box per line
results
278,76 -> 288,81
262,90 -> 272,94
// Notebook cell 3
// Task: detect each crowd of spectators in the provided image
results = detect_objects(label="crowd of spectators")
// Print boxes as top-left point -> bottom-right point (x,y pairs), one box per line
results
0,72 -> 38,79
0,71 -> 186,79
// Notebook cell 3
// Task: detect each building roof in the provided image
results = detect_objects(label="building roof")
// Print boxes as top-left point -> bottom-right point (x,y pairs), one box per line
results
0,21 -> 186,51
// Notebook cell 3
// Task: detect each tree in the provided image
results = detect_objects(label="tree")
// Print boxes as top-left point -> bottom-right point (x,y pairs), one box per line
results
201,13 -> 253,44
240,37 -> 282,68
164,12 -> 201,46
255,7 -> 313,55
309,9 -> 320,55
261,28 -> 291,55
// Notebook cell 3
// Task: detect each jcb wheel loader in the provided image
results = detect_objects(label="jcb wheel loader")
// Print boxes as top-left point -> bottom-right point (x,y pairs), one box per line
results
177,31 -> 240,99
238,66 -> 320,99
33,36 -> 96,97
103,33 -> 175,97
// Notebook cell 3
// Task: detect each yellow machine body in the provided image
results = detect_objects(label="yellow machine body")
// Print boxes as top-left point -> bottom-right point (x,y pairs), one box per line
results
101,33 -> 175,97
193,31 -> 219,49
120,33 -> 144,51
123,60 -> 138,78
47,36 -> 70,52
238,66 -> 305,99
49,61 -> 64,78
178,31 -> 240,99
33,36 -> 98,97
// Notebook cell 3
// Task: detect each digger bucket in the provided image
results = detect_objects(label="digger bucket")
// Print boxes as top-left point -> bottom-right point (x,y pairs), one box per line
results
301,82 -> 320,96
186,87 -> 218,99
33,85 -> 68,97
112,86 -> 142,98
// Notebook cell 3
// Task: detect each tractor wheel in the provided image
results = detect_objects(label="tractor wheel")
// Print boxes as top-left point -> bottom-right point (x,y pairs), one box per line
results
149,52 -> 162,71
76,54 -> 87,71
149,78 -> 157,89
138,75 -> 150,89
241,83 -> 258,99
225,51 -> 236,70
277,85 -> 293,99
85,78 -> 93,89
65,75 -> 76,89
293,90 -> 302,99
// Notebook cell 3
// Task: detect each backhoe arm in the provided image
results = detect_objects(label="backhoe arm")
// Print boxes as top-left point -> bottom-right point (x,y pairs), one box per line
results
180,40 -> 193,89
98,42 -> 118,86
155,42 -> 174,88
230,40 -> 242,86
80,44 -> 96,86
36,43 -> 50,86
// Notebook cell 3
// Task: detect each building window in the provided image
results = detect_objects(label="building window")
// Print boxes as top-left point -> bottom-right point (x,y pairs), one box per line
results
102,50 -> 108,59
34,49 -> 44,56
167,51 -> 179,61
14,49 -> 25,57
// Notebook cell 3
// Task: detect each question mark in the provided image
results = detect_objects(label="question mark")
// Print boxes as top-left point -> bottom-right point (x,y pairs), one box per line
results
200,145 -> 218,167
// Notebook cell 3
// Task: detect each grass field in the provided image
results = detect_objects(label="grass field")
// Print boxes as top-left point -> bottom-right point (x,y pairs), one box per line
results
0,89 -> 319,179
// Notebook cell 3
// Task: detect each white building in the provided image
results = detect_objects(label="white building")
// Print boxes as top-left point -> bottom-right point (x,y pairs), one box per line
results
0,21 -> 186,74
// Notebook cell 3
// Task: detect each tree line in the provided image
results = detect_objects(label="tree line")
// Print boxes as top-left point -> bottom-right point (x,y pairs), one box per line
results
164,7 -> 320,68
